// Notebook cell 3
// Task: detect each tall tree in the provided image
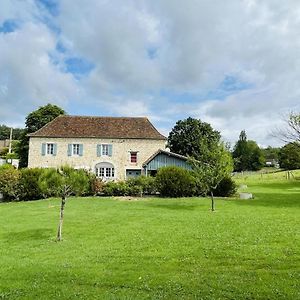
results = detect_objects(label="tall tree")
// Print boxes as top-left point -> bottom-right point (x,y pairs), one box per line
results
17,104 -> 65,167
232,131 -> 265,171
168,117 -> 221,157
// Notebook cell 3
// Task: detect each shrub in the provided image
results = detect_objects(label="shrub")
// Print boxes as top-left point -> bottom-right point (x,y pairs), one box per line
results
19,168 -> 43,200
38,166 -> 91,198
91,177 -> 105,195
0,164 -> 21,201
127,176 -> 157,195
103,181 -> 129,196
155,166 -> 196,197
213,176 -> 237,197
38,168 -> 62,198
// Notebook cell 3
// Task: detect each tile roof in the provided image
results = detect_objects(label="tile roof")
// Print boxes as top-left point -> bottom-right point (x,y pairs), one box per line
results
28,115 -> 166,140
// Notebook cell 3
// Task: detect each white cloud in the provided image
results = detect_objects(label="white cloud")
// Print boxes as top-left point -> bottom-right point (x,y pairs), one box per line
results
0,21 -> 77,125
1,0 -> 300,146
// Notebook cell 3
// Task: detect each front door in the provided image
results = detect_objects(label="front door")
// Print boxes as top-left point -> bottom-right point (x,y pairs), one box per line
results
126,169 -> 141,179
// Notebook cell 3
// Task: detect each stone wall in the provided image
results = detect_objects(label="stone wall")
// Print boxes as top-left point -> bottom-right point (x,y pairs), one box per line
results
28,137 -> 166,180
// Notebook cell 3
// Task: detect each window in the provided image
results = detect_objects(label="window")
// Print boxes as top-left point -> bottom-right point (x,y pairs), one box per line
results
102,144 -> 109,156
47,143 -> 54,155
96,167 -> 105,177
95,162 -> 115,179
130,152 -> 137,163
73,144 -> 80,155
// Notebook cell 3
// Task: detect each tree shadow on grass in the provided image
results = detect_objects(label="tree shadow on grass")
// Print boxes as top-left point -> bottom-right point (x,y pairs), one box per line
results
2,228 -> 53,243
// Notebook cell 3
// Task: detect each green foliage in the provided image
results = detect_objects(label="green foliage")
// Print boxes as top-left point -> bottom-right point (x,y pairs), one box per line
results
155,166 -> 196,197
103,181 -> 129,196
279,142 -> 300,170
19,168 -> 44,200
25,104 -> 66,133
213,176 -> 237,197
96,176 -> 156,197
232,130 -> 265,171
38,166 -> 90,198
167,117 -> 221,157
6,152 -> 18,160
262,146 -> 280,161
190,142 -> 233,197
38,168 -> 63,198
17,104 -> 66,168
16,131 -> 30,168
0,164 -> 21,201
0,147 -> 9,157
0,124 -> 24,140
127,175 -> 157,195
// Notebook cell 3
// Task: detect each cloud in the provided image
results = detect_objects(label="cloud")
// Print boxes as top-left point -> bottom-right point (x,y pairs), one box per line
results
0,21 -> 77,124
1,0 -> 300,146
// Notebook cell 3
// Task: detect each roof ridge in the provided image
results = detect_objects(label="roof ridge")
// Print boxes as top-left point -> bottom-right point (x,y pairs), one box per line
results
28,114 -> 167,140
60,115 -> 148,119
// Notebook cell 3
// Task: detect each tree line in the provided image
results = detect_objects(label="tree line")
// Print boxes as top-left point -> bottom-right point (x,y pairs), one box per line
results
2,104 -> 300,171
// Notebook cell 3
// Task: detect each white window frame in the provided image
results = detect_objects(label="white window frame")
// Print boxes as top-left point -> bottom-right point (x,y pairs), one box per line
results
73,143 -> 80,156
102,144 -> 109,156
95,162 -> 115,180
46,143 -> 54,155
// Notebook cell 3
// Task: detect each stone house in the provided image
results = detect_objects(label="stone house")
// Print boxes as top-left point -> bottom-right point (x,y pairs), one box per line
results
28,115 -> 167,181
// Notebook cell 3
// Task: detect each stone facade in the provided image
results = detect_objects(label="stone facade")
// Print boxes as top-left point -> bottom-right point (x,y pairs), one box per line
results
28,137 -> 166,180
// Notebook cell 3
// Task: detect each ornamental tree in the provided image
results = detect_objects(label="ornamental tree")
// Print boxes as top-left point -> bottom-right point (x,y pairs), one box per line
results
190,142 -> 233,211
38,166 -> 90,241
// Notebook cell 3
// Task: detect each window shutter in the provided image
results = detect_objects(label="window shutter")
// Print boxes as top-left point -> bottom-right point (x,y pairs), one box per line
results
79,144 -> 83,156
53,144 -> 57,156
41,143 -> 46,156
108,144 -> 113,157
97,144 -> 102,157
67,144 -> 72,156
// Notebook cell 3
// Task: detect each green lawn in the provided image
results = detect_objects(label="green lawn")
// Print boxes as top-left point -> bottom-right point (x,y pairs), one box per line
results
0,176 -> 300,299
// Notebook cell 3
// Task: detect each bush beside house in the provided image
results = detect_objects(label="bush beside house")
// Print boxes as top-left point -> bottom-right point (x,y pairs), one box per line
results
0,165 -> 236,202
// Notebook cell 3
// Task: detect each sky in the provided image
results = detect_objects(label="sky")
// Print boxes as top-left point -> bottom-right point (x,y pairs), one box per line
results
1,0 -> 300,147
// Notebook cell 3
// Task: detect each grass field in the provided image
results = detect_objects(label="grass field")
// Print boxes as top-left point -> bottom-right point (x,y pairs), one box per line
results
0,172 -> 300,299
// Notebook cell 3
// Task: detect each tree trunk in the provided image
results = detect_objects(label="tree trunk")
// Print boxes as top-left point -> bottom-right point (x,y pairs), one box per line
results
57,195 -> 66,241
210,191 -> 215,212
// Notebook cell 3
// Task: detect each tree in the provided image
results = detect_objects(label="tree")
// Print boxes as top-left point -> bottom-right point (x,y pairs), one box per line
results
278,142 -> 300,170
0,125 -> 24,140
232,130 -> 265,171
17,104 -> 65,167
38,166 -> 90,241
262,146 -> 280,161
190,142 -> 233,211
275,112 -> 300,143
167,117 -> 221,157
